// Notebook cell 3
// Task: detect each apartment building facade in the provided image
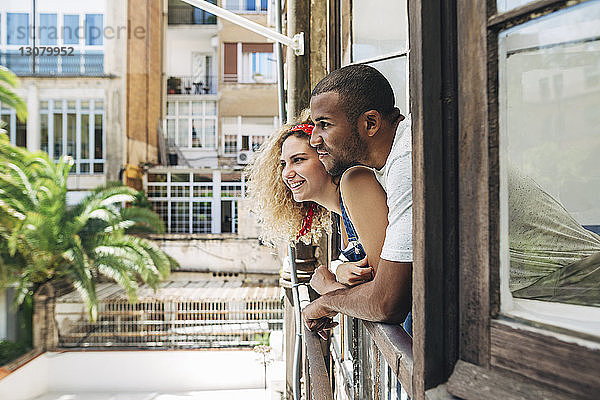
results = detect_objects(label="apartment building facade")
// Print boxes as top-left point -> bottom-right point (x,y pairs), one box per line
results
150,0 -> 279,236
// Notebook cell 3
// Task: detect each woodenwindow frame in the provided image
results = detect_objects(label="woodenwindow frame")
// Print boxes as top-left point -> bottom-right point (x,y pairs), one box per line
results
446,1 -> 600,399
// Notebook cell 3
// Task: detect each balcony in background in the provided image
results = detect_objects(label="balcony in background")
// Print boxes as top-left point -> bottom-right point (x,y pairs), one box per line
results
167,75 -> 217,95
1,52 -> 104,77
168,0 -> 217,25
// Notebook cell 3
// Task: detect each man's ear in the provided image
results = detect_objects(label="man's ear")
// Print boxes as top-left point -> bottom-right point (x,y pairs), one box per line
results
363,110 -> 382,137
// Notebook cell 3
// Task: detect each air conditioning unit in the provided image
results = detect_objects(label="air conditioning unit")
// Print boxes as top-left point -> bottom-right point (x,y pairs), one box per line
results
236,150 -> 253,165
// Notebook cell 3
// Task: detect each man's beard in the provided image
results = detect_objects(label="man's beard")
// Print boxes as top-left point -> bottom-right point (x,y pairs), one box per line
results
326,127 -> 365,177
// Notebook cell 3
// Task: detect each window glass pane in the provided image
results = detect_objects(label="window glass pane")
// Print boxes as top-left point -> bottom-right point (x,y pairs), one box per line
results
40,101 -> 49,111
80,163 -> 90,173
365,56 -> 408,115
94,100 -> 104,110
148,173 -> 167,182
53,100 -> 63,111
170,202 -> 190,233
192,101 -> 203,115
172,173 -> 190,183
167,119 -> 176,146
94,114 -> 103,159
191,119 -> 202,148
261,0 -> 268,11
499,2 -> 600,310
205,101 -> 217,115
193,202 -> 212,233
7,13 -> 29,45
151,201 -> 168,229
147,185 -> 167,198
81,114 -> 90,159
193,173 -> 212,182
179,101 -> 190,116
85,14 -> 103,45
351,0 -> 407,61
205,119 -> 216,148
81,101 -> 90,111
53,114 -> 63,158
63,15 -> 80,45
178,118 -> 189,146
40,14 -> 58,45
1,115 -> 10,139
15,118 -> 26,147
40,114 -> 48,153
67,113 -> 76,156
167,102 -> 176,116
246,0 -> 256,11
93,163 -> 103,173
171,185 -> 190,197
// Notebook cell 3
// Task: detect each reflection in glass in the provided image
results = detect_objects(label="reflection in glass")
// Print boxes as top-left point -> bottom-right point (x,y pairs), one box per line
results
81,114 -> 90,159
40,114 -> 48,153
352,0 -> 407,62
16,119 -> 26,148
54,114 -> 63,158
67,113 -> 76,156
94,114 -> 103,159
499,2 -> 600,307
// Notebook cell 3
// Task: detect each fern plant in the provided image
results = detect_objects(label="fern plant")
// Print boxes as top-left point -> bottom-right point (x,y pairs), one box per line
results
0,134 -> 176,321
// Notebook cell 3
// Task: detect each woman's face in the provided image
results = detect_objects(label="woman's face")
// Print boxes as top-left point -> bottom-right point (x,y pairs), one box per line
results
280,135 -> 331,203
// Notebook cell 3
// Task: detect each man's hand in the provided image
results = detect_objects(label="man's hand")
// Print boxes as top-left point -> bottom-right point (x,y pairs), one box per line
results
335,257 -> 373,286
310,265 -> 344,295
302,298 -> 338,339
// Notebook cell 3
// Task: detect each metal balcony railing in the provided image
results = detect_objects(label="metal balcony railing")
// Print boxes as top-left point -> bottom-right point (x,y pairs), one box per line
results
168,4 -> 217,25
1,52 -> 104,77
167,75 -> 217,95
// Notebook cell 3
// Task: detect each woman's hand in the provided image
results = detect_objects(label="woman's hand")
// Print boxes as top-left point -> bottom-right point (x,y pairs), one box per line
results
335,257 -> 374,286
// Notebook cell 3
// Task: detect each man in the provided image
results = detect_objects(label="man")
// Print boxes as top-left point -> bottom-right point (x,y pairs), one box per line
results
302,64 -> 412,331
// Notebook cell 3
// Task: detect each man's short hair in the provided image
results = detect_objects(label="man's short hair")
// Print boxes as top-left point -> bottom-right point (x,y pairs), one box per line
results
311,64 -> 396,125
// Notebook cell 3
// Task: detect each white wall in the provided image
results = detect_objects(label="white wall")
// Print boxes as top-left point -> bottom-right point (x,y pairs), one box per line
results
166,27 -> 216,76
0,350 -> 279,399
152,236 -> 281,273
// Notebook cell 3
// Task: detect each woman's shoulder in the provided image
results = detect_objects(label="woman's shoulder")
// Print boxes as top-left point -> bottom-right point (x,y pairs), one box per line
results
339,166 -> 386,205
340,166 -> 381,192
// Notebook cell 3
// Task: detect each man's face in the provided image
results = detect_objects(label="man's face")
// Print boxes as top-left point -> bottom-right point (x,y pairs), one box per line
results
309,92 -> 366,176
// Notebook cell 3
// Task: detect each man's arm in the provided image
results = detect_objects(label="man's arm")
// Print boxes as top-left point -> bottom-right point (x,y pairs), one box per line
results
303,258 -> 411,328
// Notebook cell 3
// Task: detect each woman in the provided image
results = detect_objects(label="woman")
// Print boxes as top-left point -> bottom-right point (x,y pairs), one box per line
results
246,111 -> 389,293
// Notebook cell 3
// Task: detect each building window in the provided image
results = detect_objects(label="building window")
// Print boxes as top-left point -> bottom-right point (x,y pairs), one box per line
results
39,14 -> 58,45
7,13 -> 29,45
165,100 -> 217,149
221,116 -> 278,157
498,1 -> 600,335
146,171 -> 245,234
1,12 -> 103,76
40,99 -> 104,174
0,103 -> 27,148
85,14 -> 103,46
63,15 -> 80,45
223,0 -> 268,13
223,43 -> 276,83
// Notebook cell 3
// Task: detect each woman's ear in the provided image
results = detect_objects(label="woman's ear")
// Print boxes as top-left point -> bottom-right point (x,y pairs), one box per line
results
363,110 -> 382,137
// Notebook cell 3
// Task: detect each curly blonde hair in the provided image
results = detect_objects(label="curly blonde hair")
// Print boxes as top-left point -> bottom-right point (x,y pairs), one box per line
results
245,110 -> 331,245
